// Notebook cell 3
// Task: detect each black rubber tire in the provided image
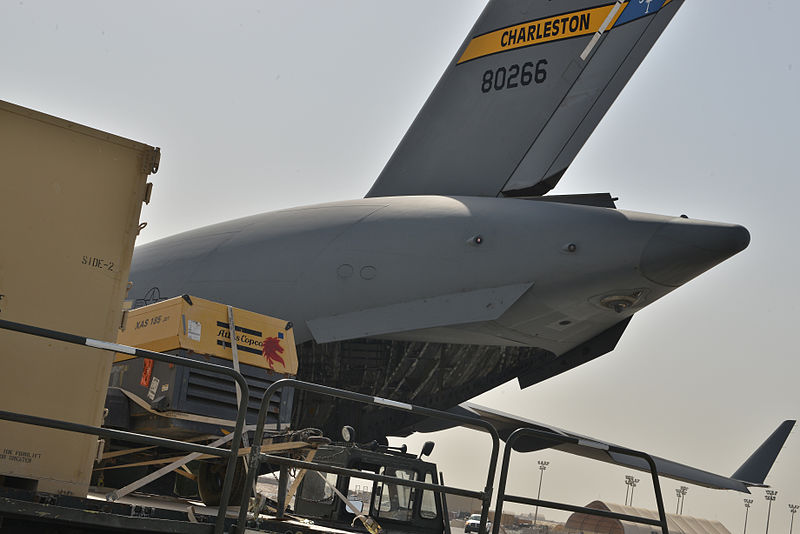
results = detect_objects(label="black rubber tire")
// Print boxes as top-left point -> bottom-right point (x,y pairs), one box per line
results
197,458 -> 246,506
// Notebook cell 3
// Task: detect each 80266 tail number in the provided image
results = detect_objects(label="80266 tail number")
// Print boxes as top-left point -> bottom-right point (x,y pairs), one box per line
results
481,60 -> 547,93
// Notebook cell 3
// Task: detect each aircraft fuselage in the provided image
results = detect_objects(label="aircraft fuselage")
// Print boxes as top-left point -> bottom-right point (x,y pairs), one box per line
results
131,195 -> 747,353
129,195 -> 747,437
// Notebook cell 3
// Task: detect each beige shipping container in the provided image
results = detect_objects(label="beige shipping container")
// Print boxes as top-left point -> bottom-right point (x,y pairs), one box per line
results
0,100 -> 159,496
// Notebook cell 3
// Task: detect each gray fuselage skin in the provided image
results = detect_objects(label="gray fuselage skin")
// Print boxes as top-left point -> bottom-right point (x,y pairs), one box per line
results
130,195 -> 748,359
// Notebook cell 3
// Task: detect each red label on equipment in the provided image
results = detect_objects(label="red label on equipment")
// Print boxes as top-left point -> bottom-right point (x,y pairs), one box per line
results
140,358 -> 154,387
262,337 -> 285,370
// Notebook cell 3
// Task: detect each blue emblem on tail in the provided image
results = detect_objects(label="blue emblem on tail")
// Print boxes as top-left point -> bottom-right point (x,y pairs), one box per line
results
615,0 -> 665,26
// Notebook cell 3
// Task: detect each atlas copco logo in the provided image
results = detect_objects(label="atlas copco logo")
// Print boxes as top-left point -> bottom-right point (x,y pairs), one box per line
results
216,323 -> 287,370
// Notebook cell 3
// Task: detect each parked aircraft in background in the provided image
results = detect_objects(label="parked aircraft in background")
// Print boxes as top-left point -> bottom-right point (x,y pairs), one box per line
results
129,0 -> 750,441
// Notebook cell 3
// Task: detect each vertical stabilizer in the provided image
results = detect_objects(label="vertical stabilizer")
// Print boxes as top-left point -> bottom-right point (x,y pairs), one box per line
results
367,0 -> 685,198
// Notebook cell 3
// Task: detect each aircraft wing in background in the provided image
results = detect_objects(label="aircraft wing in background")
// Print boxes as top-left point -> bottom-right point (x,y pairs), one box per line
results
412,403 -> 795,493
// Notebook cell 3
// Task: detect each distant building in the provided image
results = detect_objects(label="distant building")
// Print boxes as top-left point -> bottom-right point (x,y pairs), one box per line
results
565,501 -> 731,534
445,494 -> 483,517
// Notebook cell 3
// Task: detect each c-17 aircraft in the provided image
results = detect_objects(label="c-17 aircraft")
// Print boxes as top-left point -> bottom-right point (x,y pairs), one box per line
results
127,0 -> 784,490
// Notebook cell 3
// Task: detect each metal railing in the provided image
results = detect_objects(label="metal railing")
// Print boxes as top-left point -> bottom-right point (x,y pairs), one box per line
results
0,318 -> 249,534
491,427 -> 670,534
235,378 -> 502,534
1,318 -> 678,534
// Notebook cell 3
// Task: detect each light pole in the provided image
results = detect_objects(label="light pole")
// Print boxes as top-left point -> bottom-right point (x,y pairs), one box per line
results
789,504 -> 798,534
626,475 -> 634,506
764,490 -> 778,534
743,498 -> 753,534
629,478 -> 640,507
533,460 -> 549,527
679,486 -> 688,515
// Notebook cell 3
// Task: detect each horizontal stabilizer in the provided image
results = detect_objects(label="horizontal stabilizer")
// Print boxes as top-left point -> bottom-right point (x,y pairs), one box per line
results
731,420 -> 796,485
306,282 -> 532,343
412,403 -> 793,493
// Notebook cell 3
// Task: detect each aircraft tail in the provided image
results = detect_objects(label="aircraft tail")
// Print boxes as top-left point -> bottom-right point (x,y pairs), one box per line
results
731,420 -> 796,486
367,0 -> 685,199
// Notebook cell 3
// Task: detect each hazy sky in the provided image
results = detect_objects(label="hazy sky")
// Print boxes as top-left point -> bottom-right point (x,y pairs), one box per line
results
1,1 -> 797,530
